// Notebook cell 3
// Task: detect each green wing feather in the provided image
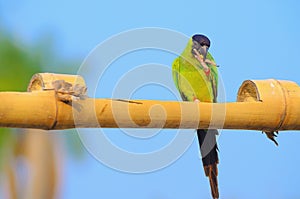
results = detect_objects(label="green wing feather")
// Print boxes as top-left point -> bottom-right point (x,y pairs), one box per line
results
172,57 -> 180,90
172,38 -> 218,103
206,53 -> 218,102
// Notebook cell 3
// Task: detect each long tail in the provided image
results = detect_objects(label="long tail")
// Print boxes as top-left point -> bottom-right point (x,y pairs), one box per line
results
197,129 -> 219,199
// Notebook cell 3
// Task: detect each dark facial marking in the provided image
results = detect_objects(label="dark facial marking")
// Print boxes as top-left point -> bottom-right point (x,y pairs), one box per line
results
192,34 -> 211,48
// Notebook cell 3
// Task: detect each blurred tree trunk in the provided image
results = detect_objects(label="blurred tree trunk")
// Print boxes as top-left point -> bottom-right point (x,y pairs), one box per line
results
23,129 -> 59,199
6,163 -> 17,199
0,26 -> 83,199
6,130 -> 60,199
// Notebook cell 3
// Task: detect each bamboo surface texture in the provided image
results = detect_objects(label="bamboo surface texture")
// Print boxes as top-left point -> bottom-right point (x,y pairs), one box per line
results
0,73 -> 300,131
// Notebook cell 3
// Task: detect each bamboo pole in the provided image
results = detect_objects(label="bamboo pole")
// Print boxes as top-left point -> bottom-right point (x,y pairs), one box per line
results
0,73 -> 300,131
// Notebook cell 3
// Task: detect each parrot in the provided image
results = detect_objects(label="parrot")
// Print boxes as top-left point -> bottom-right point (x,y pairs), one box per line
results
172,34 -> 220,198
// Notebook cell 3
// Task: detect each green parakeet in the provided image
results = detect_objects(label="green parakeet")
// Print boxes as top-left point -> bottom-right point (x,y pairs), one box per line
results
172,34 -> 219,198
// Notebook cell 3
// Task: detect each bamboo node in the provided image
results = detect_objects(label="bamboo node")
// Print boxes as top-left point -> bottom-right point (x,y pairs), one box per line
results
27,73 -> 87,103
237,79 -> 300,132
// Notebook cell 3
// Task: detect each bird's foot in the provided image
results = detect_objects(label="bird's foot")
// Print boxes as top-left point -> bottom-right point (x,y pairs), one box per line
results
204,59 -> 219,67
262,131 -> 279,146
193,97 -> 200,102
193,49 -> 210,72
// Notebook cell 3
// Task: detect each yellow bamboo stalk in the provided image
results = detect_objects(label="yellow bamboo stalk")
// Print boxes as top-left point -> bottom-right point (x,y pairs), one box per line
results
22,129 -> 58,199
0,91 -> 57,129
0,73 -> 300,131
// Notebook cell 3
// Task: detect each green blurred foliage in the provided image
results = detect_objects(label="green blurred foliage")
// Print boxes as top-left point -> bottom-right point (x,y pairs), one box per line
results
0,31 -> 41,91
0,28 -> 85,169
0,30 -> 42,168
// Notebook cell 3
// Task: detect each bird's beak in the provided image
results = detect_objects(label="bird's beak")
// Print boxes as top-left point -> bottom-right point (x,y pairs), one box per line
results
199,45 -> 208,60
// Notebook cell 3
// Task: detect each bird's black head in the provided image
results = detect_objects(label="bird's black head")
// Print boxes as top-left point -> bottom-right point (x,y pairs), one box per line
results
192,34 -> 210,47
192,34 -> 211,60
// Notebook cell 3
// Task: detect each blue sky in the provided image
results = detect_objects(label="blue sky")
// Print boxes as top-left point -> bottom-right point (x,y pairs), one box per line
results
1,0 -> 300,198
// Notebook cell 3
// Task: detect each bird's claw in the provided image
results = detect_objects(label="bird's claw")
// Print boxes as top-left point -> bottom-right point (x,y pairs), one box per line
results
193,48 -> 219,68
263,131 -> 279,146
204,59 -> 219,67
193,49 -> 204,61
193,50 -> 210,72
